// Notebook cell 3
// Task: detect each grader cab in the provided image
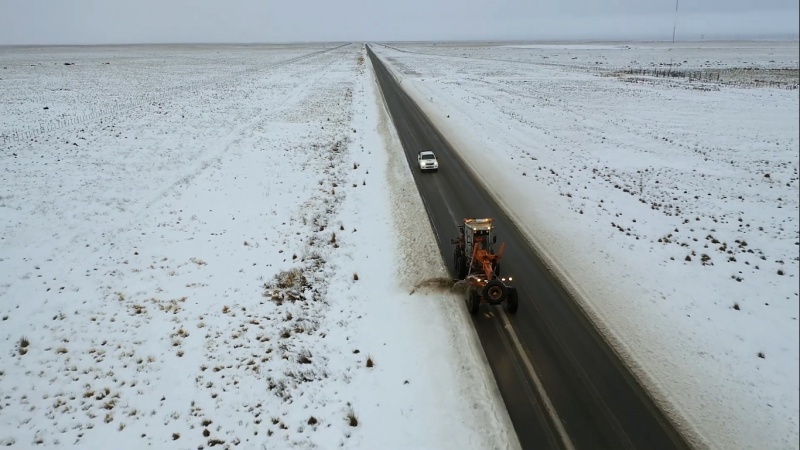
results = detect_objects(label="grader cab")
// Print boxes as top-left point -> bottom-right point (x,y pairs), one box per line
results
451,218 -> 518,314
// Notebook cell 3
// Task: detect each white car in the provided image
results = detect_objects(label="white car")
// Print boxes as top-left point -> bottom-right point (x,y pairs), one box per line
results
417,151 -> 439,172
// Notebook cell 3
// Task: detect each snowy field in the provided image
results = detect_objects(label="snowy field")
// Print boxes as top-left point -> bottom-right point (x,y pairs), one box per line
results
0,44 -> 518,449
370,41 -> 799,449
382,41 -> 799,90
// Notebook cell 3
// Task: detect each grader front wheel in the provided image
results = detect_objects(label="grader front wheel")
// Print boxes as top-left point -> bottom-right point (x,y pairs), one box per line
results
482,279 -> 508,303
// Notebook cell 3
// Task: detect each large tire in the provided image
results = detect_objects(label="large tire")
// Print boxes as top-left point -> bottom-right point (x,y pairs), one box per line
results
467,289 -> 481,315
453,248 -> 467,279
457,257 -> 468,279
482,279 -> 508,304
506,288 -> 519,314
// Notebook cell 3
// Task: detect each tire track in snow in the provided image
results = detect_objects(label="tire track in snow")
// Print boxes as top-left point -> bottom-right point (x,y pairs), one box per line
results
143,46 -> 353,210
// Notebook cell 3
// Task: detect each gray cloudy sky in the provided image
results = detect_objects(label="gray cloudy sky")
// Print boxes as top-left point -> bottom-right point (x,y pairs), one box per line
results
0,0 -> 797,45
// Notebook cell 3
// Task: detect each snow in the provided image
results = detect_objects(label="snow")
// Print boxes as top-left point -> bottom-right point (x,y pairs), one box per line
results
0,44 -> 517,449
1,39 -> 797,450
370,41 -> 799,449
503,44 -> 625,50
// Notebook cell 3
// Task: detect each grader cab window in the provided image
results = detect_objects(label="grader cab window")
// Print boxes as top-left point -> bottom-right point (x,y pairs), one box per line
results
474,229 -> 488,244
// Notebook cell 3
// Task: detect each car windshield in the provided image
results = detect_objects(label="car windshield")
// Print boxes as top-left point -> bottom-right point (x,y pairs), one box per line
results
421,154 -> 435,160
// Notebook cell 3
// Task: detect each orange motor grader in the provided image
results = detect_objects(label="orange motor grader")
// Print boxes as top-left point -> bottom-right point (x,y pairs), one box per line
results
451,218 -> 519,315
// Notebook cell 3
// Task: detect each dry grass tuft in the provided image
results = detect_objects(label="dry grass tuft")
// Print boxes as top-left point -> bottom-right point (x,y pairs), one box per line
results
366,356 -> 374,368
19,336 -> 29,355
346,409 -> 358,427
268,268 -> 309,291
297,350 -> 312,364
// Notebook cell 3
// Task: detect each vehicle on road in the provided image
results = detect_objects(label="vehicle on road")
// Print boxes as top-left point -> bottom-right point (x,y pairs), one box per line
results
417,151 -> 439,172
451,218 -> 518,314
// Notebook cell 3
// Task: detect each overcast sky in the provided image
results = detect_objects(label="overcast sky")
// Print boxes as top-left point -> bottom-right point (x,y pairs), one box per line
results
0,0 -> 797,45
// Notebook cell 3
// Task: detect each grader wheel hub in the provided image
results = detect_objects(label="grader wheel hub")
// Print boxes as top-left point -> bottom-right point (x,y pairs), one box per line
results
482,279 -> 508,303
487,285 -> 503,300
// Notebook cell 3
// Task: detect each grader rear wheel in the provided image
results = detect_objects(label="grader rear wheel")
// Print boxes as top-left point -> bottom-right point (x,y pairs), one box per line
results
506,289 -> 519,314
467,289 -> 480,315
453,248 -> 467,279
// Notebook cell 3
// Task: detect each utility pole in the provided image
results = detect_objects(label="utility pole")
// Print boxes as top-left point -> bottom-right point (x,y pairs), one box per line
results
672,0 -> 679,43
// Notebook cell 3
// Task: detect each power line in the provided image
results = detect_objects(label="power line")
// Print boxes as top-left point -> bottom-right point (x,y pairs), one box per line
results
672,0 -> 679,43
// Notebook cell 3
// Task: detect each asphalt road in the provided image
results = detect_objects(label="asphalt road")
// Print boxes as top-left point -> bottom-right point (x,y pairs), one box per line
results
367,45 -> 692,450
